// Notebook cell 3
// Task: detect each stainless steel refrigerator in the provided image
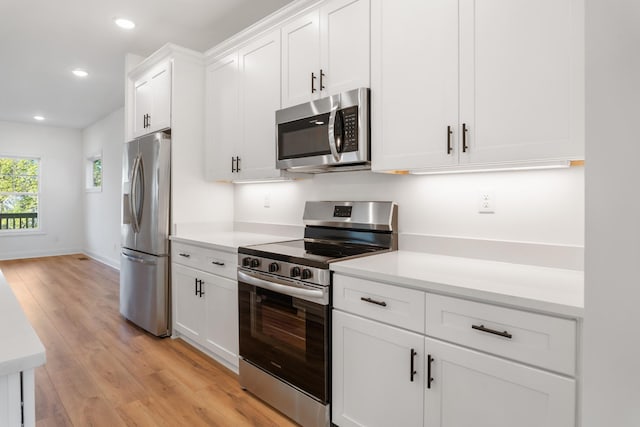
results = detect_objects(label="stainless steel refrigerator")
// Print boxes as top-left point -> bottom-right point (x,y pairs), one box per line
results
120,131 -> 171,337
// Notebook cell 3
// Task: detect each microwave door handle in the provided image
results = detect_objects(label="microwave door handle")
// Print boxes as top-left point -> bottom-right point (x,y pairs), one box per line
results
328,97 -> 341,162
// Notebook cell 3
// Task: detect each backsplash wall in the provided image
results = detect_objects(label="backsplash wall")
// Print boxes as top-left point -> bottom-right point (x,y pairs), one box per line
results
234,166 -> 584,247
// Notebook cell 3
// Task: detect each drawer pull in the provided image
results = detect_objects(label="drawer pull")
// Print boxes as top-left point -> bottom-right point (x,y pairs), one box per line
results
211,261 -> 225,266
178,253 -> 191,258
360,296 -> 387,307
410,348 -> 417,382
427,354 -> 434,389
472,324 -> 512,339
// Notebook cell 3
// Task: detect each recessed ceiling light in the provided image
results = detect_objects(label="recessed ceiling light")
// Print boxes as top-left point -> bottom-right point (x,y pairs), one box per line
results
33,116 -> 45,121
72,69 -> 88,78
114,18 -> 135,30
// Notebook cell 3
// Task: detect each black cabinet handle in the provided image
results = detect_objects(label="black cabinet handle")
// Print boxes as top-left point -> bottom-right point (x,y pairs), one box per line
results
360,296 -> 387,307
410,348 -> 417,382
147,114 -> 151,128
231,157 -> 236,173
178,253 -> 191,258
211,261 -> 225,266
471,324 -> 512,339
320,69 -> 326,90
427,354 -> 434,389
194,278 -> 205,298
194,278 -> 198,296
236,156 -> 241,172
462,123 -> 469,152
311,72 -> 317,93
447,125 -> 453,155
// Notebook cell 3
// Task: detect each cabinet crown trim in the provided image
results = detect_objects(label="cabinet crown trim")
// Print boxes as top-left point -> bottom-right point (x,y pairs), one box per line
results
129,43 -> 204,79
204,0 -> 321,62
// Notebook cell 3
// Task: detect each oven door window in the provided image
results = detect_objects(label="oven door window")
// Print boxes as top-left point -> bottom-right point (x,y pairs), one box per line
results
278,112 -> 332,160
238,282 -> 328,403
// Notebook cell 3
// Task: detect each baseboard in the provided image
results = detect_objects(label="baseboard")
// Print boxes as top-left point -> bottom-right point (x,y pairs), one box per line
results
82,250 -> 120,271
0,248 -> 83,261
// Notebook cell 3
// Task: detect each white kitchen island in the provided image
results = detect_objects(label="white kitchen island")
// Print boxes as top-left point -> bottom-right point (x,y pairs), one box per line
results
0,270 -> 45,427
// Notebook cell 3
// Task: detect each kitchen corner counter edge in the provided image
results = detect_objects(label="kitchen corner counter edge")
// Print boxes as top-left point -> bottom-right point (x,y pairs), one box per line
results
0,270 -> 46,376
330,251 -> 584,319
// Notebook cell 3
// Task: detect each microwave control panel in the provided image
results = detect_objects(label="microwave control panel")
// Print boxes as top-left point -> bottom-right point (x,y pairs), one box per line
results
339,106 -> 359,152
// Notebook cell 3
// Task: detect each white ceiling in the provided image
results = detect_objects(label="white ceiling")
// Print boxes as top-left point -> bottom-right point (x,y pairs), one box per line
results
0,0 -> 293,129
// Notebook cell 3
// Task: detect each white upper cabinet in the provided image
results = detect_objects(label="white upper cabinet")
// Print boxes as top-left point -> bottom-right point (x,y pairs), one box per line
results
205,53 -> 239,182
371,0 -> 459,171
458,0 -> 584,165
132,61 -> 172,138
205,29 -> 292,182
281,0 -> 370,108
372,0 -> 584,173
237,29 -> 283,180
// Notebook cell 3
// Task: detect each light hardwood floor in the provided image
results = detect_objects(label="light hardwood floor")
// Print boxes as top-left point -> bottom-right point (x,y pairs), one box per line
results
0,255 -> 298,427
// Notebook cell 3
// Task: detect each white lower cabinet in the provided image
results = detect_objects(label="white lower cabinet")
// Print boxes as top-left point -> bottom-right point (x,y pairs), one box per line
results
332,310 -> 424,427
332,273 -> 578,427
0,370 -> 36,427
171,244 -> 239,371
425,338 -> 575,427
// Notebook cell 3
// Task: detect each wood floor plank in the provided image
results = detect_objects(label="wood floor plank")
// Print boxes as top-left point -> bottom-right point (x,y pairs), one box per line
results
0,255 -> 298,427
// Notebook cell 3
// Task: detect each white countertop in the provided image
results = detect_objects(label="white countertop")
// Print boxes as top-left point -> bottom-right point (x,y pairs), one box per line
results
331,251 -> 584,318
170,231 -> 294,252
0,270 -> 46,376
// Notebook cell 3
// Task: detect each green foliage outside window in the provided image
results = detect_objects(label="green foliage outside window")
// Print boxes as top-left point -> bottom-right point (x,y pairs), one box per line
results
92,158 -> 102,187
0,157 -> 39,230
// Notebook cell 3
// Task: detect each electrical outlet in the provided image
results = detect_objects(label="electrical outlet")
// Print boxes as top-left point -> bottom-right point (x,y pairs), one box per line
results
478,191 -> 495,214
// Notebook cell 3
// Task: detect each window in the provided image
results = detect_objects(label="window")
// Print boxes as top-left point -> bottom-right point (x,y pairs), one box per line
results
86,154 -> 102,191
0,156 -> 40,231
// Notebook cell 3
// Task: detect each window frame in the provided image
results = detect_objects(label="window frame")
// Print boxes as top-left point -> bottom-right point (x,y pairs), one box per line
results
0,154 -> 42,234
85,153 -> 103,192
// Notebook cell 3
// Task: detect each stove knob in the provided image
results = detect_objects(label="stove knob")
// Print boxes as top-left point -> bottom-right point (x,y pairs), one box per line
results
290,266 -> 301,277
250,258 -> 261,268
242,257 -> 252,267
269,262 -> 280,273
301,268 -> 313,280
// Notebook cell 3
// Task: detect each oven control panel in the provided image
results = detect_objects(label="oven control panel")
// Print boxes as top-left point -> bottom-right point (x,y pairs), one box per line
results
238,255 -> 330,287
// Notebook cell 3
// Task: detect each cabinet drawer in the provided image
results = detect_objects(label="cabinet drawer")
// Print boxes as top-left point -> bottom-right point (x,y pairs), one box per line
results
425,293 -> 576,375
333,275 -> 425,333
171,242 -> 236,279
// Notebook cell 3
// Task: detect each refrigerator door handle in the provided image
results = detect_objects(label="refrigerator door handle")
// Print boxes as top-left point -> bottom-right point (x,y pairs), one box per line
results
122,252 -> 157,265
130,155 -> 145,233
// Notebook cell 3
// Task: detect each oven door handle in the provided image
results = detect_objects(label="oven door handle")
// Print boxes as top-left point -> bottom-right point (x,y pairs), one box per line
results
238,270 -> 326,300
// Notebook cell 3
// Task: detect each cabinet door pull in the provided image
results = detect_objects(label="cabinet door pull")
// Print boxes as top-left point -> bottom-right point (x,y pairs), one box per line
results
236,156 -> 241,172
360,296 -> 387,307
194,278 -> 198,296
410,348 -> 417,382
231,157 -> 236,173
211,260 -> 225,266
311,72 -> 317,93
143,114 -> 146,128
178,253 -> 191,258
427,354 -> 434,389
447,125 -> 453,154
147,114 -> 151,128
471,324 -> 512,339
320,69 -> 326,90
462,123 -> 469,152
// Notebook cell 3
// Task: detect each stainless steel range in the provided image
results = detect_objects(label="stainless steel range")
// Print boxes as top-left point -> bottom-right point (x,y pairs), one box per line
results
237,201 -> 398,427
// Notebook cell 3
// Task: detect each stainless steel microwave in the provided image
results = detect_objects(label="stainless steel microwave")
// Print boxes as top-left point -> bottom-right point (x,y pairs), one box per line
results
276,88 -> 370,173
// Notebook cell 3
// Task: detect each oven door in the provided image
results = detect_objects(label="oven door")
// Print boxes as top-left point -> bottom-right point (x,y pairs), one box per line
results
238,269 -> 329,403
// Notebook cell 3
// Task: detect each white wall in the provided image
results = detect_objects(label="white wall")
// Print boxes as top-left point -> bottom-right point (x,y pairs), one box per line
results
82,108 -> 124,269
583,0 -> 640,425
235,166 -> 584,246
0,121 -> 83,259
